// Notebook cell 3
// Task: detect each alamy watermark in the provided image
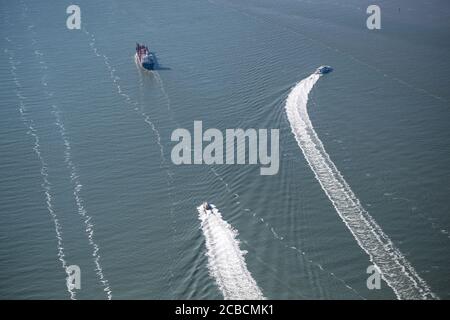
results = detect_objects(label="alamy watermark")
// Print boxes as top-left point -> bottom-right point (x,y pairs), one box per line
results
366,5 -> 381,30
171,121 -> 279,175
66,265 -> 81,290
66,5 -> 81,30
366,265 -> 382,290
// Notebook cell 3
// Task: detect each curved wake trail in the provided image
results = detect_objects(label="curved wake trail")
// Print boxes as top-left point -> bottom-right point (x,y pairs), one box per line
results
208,167 -> 364,299
197,204 -> 265,300
147,52 -> 360,297
4,45 -> 75,299
131,10 -> 359,298
285,71 -> 437,300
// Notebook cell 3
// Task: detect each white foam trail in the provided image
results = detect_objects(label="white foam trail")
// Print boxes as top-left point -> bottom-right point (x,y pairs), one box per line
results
28,33 -> 113,299
285,71 -> 437,300
52,107 -> 113,300
128,13 -> 356,295
5,46 -> 76,299
18,8 -> 112,296
83,27 -> 176,295
208,167 -> 364,298
197,204 -> 265,300
83,28 -> 167,166
84,28 -> 133,104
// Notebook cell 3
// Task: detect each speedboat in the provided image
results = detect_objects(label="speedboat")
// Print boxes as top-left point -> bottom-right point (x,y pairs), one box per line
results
135,43 -> 155,70
203,202 -> 213,212
202,201 -> 217,214
315,65 -> 333,74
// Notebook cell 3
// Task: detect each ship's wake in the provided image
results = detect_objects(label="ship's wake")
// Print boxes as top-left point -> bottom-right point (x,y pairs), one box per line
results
83,27 -> 177,295
197,204 -> 265,300
285,71 -> 437,300
207,167 -> 365,298
4,44 -> 75,299
21,10 -> 113,299
83,28 -> 167,170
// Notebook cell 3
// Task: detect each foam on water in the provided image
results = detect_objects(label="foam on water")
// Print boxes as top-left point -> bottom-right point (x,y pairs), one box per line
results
5,45 -> 76,300
285,71 -> 437,300
208,167 -> 364,298
83,28 -> 168,169
25,17 -> 113,302
197,204 -> 265,300
52,107 -> 113,300
83,27 -> 178,296
22,14 -> 113,299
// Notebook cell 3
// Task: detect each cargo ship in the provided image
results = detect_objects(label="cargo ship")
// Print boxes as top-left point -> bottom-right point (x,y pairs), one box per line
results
135,43 -> 155,70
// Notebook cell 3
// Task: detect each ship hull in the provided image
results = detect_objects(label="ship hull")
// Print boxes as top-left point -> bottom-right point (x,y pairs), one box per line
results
135,53 -> 154,71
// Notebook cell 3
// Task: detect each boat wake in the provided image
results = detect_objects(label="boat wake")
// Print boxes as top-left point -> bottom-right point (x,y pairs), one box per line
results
285,71 -> 437,300
52,106 -> 113,300
153,72 -> 174,118
24,15 -> 113,299
83,28 -> 167,168
5,44 -> 76,299
197,204 -> 265,300
208,167 -> 365,298
83,27 -> 177,295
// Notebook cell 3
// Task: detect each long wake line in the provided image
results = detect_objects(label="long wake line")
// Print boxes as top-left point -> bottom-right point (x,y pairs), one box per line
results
209,167 -> 365,299
82,27 -> 166,162
82,26 -> 177,296
15,0 -> 113,298
4,44 -> 76,299
29,26 -> 113,299
52,106 -> 113,300
134,24 -> 359,295
285,71 -> 438,300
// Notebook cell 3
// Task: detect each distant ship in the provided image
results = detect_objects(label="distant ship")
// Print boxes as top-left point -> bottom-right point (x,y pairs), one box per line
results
315,65 -> 333,74
135,43 -> 155,70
